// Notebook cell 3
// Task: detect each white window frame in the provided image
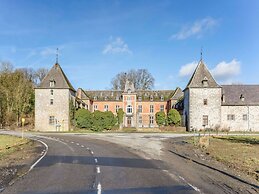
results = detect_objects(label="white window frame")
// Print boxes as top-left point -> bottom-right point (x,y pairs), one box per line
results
104,105 -> 109,111
150,105 -> 154,113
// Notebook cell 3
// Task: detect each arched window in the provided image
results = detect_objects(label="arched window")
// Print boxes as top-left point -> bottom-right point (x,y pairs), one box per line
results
127,105 -> 133,114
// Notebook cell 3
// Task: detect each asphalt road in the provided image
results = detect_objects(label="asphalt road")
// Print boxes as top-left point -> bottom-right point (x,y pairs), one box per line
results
2,133 -> 197,194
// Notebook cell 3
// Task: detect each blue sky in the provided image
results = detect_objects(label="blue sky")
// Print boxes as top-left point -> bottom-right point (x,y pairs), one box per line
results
0,0 -> 259,90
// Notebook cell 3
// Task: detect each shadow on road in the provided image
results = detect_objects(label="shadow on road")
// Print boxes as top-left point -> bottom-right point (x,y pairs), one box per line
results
35,155 -> 167,170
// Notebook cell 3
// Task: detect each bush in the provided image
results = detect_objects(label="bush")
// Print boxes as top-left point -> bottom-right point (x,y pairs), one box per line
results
167,109 -> 181,126
155,111 -> 166,127
74,109 -> 92,129
117,108 -> 124,125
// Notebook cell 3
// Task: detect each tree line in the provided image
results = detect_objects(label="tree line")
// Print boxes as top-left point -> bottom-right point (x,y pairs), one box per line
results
0,62 -> 48,128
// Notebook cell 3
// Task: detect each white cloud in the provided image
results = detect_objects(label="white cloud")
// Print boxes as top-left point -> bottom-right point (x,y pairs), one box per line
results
102,37 -> 132,54
178,59 -> 241,83
171,17 -> 218,40
211,59 -> 241,80
40,48 -> 57,57
179,61 -> 197,77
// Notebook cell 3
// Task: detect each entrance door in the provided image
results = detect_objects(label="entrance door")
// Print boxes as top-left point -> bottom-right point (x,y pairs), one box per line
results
127,117 -> 132,127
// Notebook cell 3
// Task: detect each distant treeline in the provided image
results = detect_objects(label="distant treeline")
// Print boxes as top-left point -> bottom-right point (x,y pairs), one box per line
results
0,62 -> 48,128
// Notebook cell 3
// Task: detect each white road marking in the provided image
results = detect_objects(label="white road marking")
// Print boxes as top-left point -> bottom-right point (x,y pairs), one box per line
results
95,158 -> 98,163
178,176 -> 201,193
71,141 -> 74,144
86,147 -> 90,150
91,151 -> 94,155
29,139 -> 48,171
96,166 -> 100,173
81,145 -> 85,148
76,143 -> 80,146
97,182 -> 102,194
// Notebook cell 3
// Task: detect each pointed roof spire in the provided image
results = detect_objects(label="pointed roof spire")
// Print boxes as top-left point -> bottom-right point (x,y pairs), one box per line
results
200,47 -> 203,61
185,60 -> 220,89
38,63 -> 75,91
56,48 -> 59,64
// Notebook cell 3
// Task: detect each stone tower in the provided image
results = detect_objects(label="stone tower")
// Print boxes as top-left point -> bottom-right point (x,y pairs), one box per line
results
35,63 -> 76,131
183,60 -> 221,131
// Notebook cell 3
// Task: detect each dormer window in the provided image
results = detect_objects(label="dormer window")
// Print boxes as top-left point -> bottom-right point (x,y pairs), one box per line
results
240,94 -> 245,102
127,89 -> 131,94
150,95 -> 153,101
160,95 -> 164,101
138,96 -> 142,101
104,96 -> 108,101
94,96 -> 97,101
202,77 -> 208,87
221,94 -> 225,102
49,80 -> 55,87
116,95 -> 119,101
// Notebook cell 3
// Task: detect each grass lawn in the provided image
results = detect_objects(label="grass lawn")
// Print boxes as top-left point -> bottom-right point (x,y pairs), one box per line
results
206,136 -> 259,182
0,135 -> 30,159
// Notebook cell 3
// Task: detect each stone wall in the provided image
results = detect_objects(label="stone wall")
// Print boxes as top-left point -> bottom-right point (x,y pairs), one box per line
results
221,105 -> 259,131
188,88 -> 221,131
35,89 -> 70,131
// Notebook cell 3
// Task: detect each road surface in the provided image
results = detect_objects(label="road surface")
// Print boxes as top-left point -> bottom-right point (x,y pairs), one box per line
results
1,133 -> 197,194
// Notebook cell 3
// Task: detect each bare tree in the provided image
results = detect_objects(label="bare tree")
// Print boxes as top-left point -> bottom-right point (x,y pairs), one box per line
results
0,61 -> 13,73
111,69 -> 155,90
35,68 -> 48,85
16,68 -> 36,83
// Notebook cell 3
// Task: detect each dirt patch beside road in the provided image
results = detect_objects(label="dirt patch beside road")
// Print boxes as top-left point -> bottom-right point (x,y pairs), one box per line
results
164,136 -> 259,193
0,135 -> 44,191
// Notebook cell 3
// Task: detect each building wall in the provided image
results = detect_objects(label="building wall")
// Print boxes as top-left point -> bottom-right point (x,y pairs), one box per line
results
188,88 -> 221,131
35,89 -> 70,131
183,89 -> 190,129
92,101 -> 123,114
221,105 -> 259,131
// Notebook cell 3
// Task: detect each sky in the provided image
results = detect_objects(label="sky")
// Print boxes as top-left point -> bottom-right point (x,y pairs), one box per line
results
0,0 -> 259,90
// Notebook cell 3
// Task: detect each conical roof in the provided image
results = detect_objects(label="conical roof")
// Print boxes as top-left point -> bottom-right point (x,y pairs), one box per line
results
38,63 -> 75,91
185,60 -> 220,89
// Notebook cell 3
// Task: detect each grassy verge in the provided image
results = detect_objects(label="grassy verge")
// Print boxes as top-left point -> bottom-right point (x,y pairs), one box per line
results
195,135 -> 259,182
0,135 -> 30,159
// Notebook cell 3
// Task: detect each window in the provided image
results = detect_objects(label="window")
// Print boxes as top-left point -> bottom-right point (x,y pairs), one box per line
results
227,114 -> 235,121
203,99 -> 208,105
50,89 -> 53,95
202,77 -> 208,87
94,105 -> 98,111
150,95 -> 153,101
127,89 -> 131,94
160,105 -> 164,112
94,96 -> 97,101
49,80 -> 55,87
116,105 -> 120,112
127,96 -> 131,101
49,116 -> 55,125
138,96 -> 142,101
86,104 -> 88,110
139,116 -> 142,124
240,94 -> 245,102
126,105 -> 133,114
138,105 -> 142,113
50,99 -> 54,105
104,105 -> 109,111
116,95 -> 120,101
202,115 -> 208,126
150,105 -> 154,113
160,95 -> 164,101
104,96 -> 108,101
243,114 -> 248,121
149,115 -> 154,125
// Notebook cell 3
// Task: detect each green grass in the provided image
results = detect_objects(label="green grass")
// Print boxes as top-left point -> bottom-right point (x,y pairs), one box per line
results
214,136 -> 259,145
0,135 -> 30,158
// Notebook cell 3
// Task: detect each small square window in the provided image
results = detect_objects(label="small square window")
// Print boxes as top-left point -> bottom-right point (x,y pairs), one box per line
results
203,99 -> 208,105
50,99 -> 54,105
50,90 -> 53,95
243,114 -> 248,121
49,116 -> 55,125
203,115 -> 208,126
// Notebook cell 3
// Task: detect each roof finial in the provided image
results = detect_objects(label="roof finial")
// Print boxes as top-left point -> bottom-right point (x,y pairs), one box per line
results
200,47 -> 203,61
56,48 -> 59,64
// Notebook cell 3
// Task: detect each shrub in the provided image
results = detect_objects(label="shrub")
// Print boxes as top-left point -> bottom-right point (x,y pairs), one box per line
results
167,109 -> 181,126
155,111 -> 166,127
74,109 -> 92,129
117,108 -> 124,125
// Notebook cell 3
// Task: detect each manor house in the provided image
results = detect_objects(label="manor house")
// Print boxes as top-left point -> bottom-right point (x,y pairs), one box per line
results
35,60 -> 259,132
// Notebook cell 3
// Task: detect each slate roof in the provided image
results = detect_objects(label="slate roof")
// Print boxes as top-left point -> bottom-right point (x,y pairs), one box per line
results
222,85 -> 259,106
38,63 -> 75,91
185,60 -> 220,89
83,89 -> 180,102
